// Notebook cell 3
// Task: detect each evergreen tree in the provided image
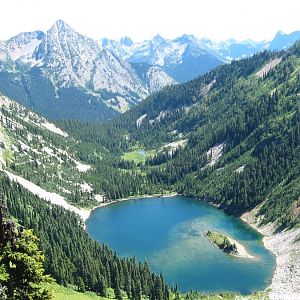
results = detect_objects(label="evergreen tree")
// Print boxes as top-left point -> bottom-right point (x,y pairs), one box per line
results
0,197 -> 52,299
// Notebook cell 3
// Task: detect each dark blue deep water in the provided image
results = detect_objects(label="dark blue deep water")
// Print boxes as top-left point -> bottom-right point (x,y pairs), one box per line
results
86,196 -> 275,294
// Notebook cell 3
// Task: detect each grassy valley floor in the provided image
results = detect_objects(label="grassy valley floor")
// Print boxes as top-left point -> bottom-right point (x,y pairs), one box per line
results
47,283 -> 271,300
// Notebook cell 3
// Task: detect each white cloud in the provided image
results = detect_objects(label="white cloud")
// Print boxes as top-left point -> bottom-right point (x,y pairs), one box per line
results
0,0 -> 300,41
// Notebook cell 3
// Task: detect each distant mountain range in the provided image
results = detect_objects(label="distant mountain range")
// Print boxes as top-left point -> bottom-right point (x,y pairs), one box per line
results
0,20 -> 175,121
0,19 -> 299,122
102,34 -> 224,82
102,30 -> 300,82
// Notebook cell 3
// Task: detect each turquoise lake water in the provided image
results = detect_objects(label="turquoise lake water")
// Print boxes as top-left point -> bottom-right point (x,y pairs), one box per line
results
86,196 -> 275,294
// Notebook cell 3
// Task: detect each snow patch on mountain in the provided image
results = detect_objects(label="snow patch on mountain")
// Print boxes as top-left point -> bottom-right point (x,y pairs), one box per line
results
80,182 -> 93,193
157,111 -> 167,121
94,194 -> 104,203
201,79 -> 216,96
206,142 -> 226,166
256,57 -> 282,78
41,122 -> 68,137
4,170 -> 90,221
235,165 -> 245,173
75,160 -> 91,172
136,114 -> 147,127
1,94 -> 68,137
161,139 -> 188,155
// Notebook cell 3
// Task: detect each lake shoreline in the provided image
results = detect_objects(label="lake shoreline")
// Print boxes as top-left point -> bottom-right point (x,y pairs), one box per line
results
241,205 -> 300,300
204,199 -> 300,299
83,192 -> 179,222
84,195 -> 299,299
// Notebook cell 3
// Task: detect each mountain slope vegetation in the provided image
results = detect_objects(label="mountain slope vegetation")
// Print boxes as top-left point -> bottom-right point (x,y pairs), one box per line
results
62,42 -> 300,230
0,40 -> 299,299
1,22 -> 299,123
0,94 -> 164,208
1,178 -> 169,299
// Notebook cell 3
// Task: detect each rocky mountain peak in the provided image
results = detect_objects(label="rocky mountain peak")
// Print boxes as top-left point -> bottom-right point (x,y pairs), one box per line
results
7,31 -> 44,45
46,19 -> 88,44
175,34 -> 197,44
120,36 -> 133,47
270,30 -> 300,50
50,19 -> 74,33
34,19 -> 102,88
152,34 -> 165,44
6,31 -> 44,61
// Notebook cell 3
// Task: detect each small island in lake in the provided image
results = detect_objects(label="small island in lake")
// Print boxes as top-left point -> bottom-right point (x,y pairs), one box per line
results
206,230 -> 254,259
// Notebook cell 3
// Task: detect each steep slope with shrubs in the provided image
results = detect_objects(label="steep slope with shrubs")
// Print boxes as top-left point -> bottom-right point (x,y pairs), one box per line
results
63,43 -> 300,230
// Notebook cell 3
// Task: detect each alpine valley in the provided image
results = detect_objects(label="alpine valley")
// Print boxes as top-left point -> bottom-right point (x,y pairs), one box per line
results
0,20 -> 299,300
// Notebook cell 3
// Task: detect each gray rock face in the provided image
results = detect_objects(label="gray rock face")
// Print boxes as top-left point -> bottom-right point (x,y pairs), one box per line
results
0,20 -> 176,120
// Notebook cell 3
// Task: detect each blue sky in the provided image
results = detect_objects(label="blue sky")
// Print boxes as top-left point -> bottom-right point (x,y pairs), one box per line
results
1,0 -> 300,41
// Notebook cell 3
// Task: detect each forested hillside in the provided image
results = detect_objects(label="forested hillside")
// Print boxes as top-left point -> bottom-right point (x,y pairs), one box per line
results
1,40 -> 299,299
61,42 -> 300,230
0,197 -> 52,299
0,178 -> 169,299
0,94 -> 171,298
0,94 -> 164,207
